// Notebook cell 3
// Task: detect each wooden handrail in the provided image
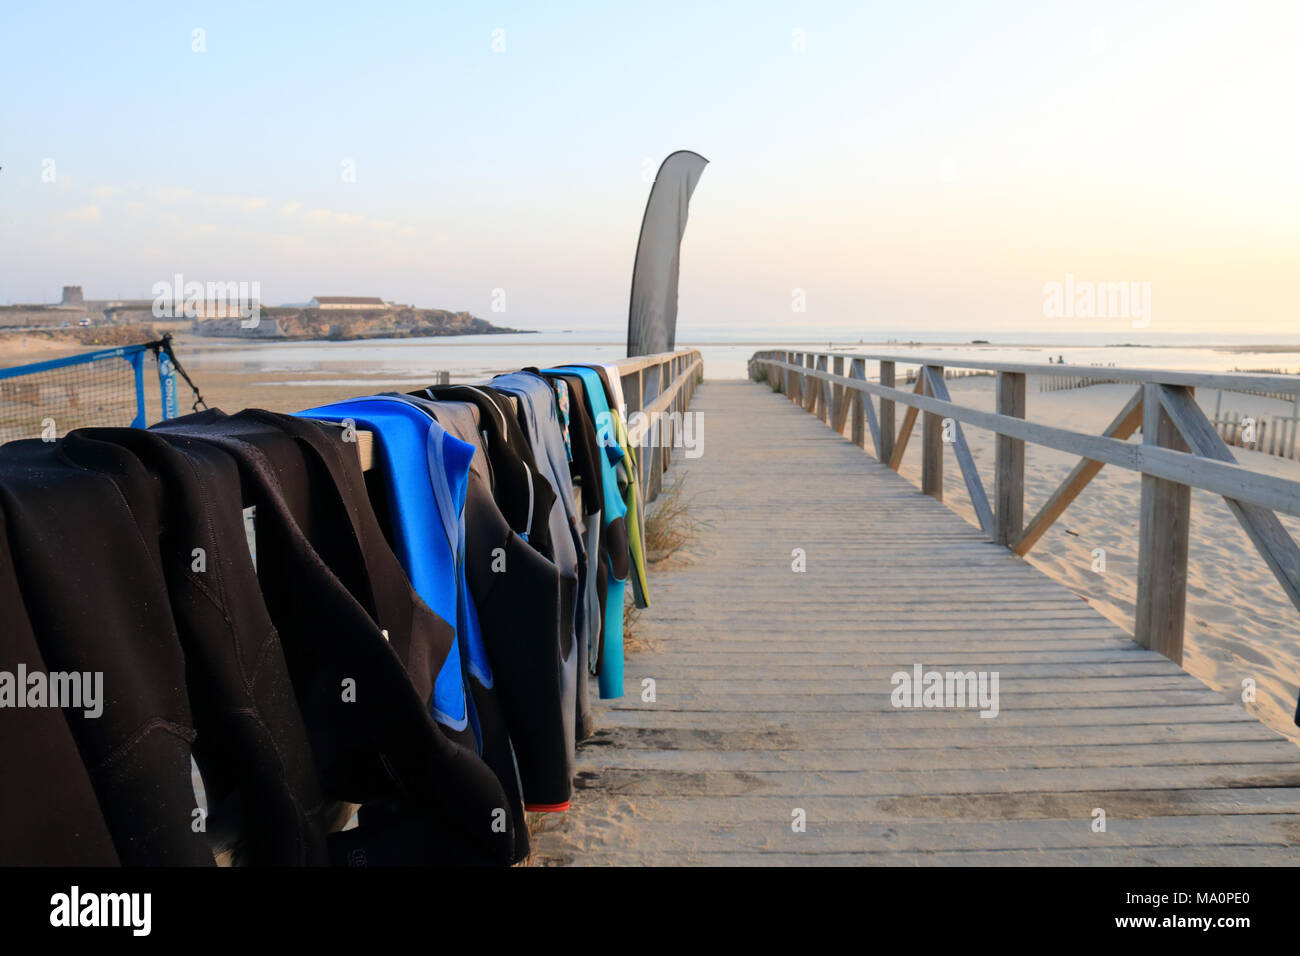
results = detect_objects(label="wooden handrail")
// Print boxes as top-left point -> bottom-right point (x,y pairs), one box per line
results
613,349 -> 703,505
753,356 -> 1300,516
781,351 -> 1300,396
751,349 -> 1300,666
351,349 -> 704,507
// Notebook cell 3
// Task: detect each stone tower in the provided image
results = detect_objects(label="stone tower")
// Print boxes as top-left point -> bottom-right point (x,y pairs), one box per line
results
60,286 -> 84,306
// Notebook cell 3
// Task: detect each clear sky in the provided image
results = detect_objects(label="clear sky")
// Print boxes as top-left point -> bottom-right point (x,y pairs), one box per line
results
2,0 -> 1296,336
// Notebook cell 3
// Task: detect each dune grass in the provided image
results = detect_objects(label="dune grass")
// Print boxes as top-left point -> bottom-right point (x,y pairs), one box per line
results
643,474 -> 700,563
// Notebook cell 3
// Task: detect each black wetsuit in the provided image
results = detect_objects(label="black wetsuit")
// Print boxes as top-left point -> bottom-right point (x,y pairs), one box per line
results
489,373 -> 586,760
59,427 -> 332,865
152,409 -> 516,865
0,513 -> 120,866
0,440 -> 214,865
418,385 -> 555,548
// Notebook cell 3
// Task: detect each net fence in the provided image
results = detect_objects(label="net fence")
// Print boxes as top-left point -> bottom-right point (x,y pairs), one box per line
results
0,348 -> 144,445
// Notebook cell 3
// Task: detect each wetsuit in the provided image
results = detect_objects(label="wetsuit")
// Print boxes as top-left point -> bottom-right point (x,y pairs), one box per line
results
589,364 -> 651,609
155,409 -> 515,865
547,366 -> 632,699
490,372 -> 584,751
419,383 -> 597,743
542,372 -> 608,703
0,439 -> 215,865
59,427 -> 332,865
398,393 -> 574,812
0,512 -> 120,866
418,384 -> 555,549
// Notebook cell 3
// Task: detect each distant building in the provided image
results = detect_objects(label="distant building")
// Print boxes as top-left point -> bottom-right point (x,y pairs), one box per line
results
191,299 -> 260,319
61,286 -> 84,307
309,296 -> 390,310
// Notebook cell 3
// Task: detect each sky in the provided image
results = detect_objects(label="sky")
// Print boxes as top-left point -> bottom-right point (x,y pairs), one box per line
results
1,0 -> 1297,337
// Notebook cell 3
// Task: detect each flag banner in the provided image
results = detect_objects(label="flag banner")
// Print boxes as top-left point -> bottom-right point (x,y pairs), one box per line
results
626,150 -> 708,357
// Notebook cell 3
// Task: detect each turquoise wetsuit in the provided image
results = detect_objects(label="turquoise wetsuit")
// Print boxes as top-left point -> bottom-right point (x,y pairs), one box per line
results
545,366 -> 629,699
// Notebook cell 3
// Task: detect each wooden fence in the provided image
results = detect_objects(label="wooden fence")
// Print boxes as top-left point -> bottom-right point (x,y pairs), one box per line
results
1212,410 -> 1300,462
1039,369 -> 1300,461
749,349 -> 1300,667
1039,373 -> 1124,392
353,349 -> 703,512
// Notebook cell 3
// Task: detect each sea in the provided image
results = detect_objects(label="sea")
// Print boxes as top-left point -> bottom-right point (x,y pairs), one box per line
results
180,326 -> 1300,385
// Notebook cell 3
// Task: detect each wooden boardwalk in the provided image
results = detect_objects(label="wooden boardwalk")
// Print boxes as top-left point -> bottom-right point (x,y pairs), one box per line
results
534,380 -> 1300,865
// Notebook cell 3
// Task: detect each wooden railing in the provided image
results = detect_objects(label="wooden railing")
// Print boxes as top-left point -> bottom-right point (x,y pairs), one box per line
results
352,349 -> 703,509
749,349 -> 1300,665
615,349 -> 703,505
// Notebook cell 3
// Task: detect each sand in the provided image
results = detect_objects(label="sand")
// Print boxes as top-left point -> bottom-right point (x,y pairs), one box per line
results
883,376 -> 1300,744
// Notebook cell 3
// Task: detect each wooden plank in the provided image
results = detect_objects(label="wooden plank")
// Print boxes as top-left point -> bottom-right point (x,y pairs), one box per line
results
1011,387 -> 1143,555
595,703 -> 1265,731
821,351 -> 1300,396
580,743 -> 1300,775
852,359 -> 882,456
540,815 -> 1300,857
608,689 -> 1227,711
848,358 -> 867,449
921,365 -> 944,499
577,764 -> 1300,797
994,371 -> 1026,546
887,375 -> 926,470
879,360 -> 895,462
831,355 -> 847,431
587,847 -> 1300,866
355,429 -> 375,471
590,721 -> 1283,750
817,354 -> 832,424
1158,384 -> 1300,615
925,366 -> 994,535
1135,383 -> 1192,663
543,788 -> 1300,820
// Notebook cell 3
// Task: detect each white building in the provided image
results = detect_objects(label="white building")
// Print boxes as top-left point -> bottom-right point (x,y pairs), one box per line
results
309,296 -> 390,310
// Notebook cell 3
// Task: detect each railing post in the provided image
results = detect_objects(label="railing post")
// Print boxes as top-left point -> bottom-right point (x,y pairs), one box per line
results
849,358 -> 866,449
663,360 -> 675,473
660,359 -> 671,482
815,355 -> 830,424
995,371 -> 1026,545
804,354 -> 816,412
832,355 -> 844,432
1135,383 -> 1192,663
921,365 -> 944,499
879,361 -> 895,463
646,359 -> 665,502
